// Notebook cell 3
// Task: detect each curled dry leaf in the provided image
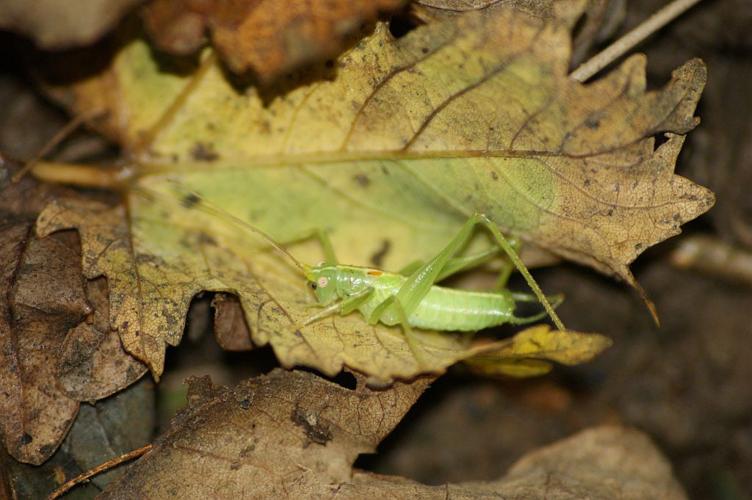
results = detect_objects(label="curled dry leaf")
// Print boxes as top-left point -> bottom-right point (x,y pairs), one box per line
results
58,277 -> 148,401
212,293 -> 253,351
2,378 -> 155,497
99,371 -> 685,499
464,324 -> 613,377
480,426 -> 687,499
142,0 -> 407,81
100,369 -> 430,499
0,171 -> 145,464
37,1 -> 711,377
0,0 -> 142,49
0,226 -> 85,465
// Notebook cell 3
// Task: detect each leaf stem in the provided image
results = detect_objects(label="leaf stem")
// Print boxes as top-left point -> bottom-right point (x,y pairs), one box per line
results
10,109 -> 105,183
570,0 -> 703,83
31,161 -> 131,189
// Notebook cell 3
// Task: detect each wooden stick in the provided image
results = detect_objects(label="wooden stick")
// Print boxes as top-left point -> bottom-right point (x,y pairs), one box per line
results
671,235 -> 752,286
11,110 -> 105,183
47,443 -> 153,499
570,0 -> 703,82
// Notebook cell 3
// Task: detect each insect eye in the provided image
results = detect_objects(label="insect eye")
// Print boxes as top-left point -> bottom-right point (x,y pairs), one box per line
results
310,282 -> 317,290
317,277 -> 329,288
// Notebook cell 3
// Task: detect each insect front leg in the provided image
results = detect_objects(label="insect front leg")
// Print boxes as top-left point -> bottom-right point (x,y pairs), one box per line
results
300,287 -> 373,327
300,301 -> 343,327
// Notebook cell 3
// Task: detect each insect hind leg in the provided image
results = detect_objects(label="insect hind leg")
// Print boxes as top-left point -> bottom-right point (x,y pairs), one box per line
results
470,214 -> 566,331
507,292 -> 564,325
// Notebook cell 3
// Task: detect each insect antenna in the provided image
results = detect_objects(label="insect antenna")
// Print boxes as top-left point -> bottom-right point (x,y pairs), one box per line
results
134,186 -> 308,276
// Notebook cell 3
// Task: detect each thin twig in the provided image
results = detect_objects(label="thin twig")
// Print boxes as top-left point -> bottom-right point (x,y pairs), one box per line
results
671,235 -> 752,287
570,0 -> 703,82
11,109 -> 105,183
47,443 -> 153,499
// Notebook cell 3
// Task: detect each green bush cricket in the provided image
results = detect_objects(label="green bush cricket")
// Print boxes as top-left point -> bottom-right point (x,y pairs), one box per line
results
167,189 -> 566,360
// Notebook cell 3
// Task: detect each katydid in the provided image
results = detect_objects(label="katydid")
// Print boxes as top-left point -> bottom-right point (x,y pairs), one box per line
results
167,189 -> 567,340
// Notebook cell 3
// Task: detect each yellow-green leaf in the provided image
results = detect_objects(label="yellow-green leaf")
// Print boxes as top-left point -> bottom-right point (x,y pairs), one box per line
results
35,197 -> 490,382
36,1 -> 712,379
465,325 -> 613,377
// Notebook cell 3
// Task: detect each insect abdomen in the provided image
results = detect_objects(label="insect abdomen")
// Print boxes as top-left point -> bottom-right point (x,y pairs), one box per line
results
408,287 -> 515,331
359,274 -> 516,332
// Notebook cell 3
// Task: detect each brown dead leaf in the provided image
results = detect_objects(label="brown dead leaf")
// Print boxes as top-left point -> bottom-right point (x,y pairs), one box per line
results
212,293 -> 253,351
0,226 -> 85,465
2,377 -> 155,497
489,426 -> 685,499
99,371 -> 685,499
415,0 -> 501,10
0,0 -> 142,49
0,171 -> 145,464
58,277 -> 147,402
100,369 -> 431,498
344,426 -> 686,499
142,0 -> 407,81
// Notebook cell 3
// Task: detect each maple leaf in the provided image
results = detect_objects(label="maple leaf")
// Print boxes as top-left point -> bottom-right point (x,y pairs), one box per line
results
35,1 -> 710,378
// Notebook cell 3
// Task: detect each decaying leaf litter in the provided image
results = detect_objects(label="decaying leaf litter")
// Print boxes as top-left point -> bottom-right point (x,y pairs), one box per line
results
93,369 -> 686,499
0,0 -> 724,498
141,0 -> 409,82
0,169 -> 148,466
33,0 -> 711,382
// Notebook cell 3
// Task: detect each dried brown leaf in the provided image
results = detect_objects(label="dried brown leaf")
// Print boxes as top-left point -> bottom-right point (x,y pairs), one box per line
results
58,277 -> 147,401
2,378 -> 155,497
99,371 -> 685,499
100,369 -> 430,498
343,426 -> 686,499
0,172 -> 145,464
0,226 -> 84,464
212,293 -> 253,351
486,426 -> 686,499
142,0 -> 407,81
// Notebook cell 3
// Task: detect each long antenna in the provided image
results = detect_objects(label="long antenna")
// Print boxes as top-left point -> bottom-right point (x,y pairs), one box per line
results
136,186 -> 309,275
